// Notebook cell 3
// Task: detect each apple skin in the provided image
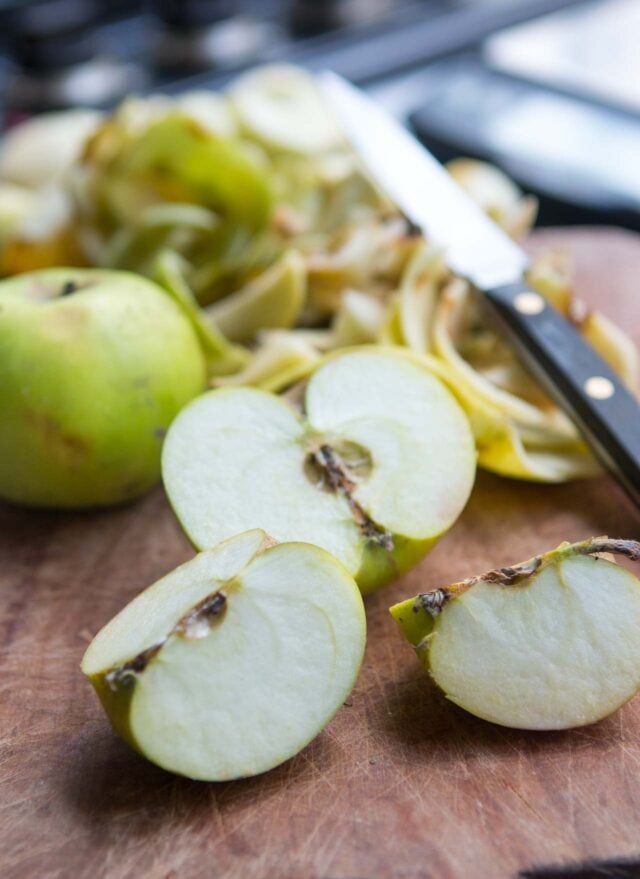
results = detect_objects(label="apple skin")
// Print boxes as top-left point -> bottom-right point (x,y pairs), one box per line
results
356,534 -> 439,596
89,671 -> 139,756
0,267 -> 206,508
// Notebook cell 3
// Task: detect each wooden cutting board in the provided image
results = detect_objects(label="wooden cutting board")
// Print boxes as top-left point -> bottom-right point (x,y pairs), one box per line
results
2,228 -> 640,879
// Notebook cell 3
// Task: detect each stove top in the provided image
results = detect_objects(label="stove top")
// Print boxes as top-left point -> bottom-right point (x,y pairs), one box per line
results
0,0 -> 582,115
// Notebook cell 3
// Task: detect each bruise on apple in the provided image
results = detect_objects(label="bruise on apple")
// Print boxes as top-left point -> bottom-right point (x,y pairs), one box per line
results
25,410 -> 89,465
414,588 -> 450,616
105,589 -> 228,691
23,274 -> 93,302
307,442 -> 394,551
105,643 -> 163,690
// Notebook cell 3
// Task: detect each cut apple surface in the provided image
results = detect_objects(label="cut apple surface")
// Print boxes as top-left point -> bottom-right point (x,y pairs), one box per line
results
163,348 -> 476,593
82,530 -> 366,781
390,537 -> 640,730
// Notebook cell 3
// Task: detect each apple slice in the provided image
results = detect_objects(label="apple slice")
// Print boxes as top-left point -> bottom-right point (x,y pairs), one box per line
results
82,529 -> 365,781
162,348 -> 476,593
390,537 -> 640,730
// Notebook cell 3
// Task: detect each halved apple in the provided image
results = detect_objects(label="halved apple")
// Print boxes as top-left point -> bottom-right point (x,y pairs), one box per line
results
82,529 -> 366,781
390,537 -> 640,730
162,348 -> 476,593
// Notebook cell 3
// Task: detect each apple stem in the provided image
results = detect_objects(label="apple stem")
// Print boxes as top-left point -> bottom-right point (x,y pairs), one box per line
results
574,537 -> 640,561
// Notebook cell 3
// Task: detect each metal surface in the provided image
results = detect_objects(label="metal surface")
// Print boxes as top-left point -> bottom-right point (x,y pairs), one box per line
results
320,70 -> 529,289
321,72 -> 640,511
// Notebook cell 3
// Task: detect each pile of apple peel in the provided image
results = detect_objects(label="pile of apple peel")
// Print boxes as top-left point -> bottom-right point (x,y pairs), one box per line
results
1,64 -> 637,484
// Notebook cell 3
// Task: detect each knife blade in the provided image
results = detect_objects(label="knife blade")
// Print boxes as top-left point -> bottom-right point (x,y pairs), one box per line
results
320,71 -> 640,510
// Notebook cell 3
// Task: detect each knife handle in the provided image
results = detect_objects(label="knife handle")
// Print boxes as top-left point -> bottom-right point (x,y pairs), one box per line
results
485,282 -> 640,509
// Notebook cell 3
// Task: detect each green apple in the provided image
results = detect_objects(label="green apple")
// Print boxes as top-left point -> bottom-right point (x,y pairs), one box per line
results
390,537 -> 640,730
82,529 -> 366,780
162,347 -> 476,593
0,267 -> 206,508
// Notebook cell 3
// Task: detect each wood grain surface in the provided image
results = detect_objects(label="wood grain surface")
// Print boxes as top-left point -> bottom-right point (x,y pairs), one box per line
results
2,229 -> 640,879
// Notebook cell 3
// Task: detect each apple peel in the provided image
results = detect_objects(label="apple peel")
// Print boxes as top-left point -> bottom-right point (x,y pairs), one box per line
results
205,249 -> 306,343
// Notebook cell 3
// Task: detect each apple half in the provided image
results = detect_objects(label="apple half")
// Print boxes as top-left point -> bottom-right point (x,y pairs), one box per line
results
390,537 -> 640,730
82,529 -> 365,780
162,348 -> 477,594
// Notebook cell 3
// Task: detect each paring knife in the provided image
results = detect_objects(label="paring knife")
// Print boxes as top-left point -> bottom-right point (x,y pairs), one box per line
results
320,71 -> 640,510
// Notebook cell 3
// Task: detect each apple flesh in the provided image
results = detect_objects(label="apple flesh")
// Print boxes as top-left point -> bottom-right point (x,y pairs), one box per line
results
390,537 -> 640,730
162,348 -> 476,593
82,529 -> 366,781
0,268 -> 206,508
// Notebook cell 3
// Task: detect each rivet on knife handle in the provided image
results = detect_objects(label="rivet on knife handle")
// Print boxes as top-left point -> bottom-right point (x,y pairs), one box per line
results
485,282 -> 640,509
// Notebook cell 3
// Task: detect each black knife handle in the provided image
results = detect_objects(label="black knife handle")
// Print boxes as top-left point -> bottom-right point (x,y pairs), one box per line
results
485,282 -> 640,509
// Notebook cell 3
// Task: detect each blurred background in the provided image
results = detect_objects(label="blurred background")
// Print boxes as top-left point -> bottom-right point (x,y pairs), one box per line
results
0,0 -> 638,229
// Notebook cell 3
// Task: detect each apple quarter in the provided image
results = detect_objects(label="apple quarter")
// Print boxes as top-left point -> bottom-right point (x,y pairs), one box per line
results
82,530 -> 366,781
391,537 -> 640,730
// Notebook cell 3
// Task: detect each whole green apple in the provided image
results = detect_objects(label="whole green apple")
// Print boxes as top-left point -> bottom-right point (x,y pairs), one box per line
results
0,267 -> 206,508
